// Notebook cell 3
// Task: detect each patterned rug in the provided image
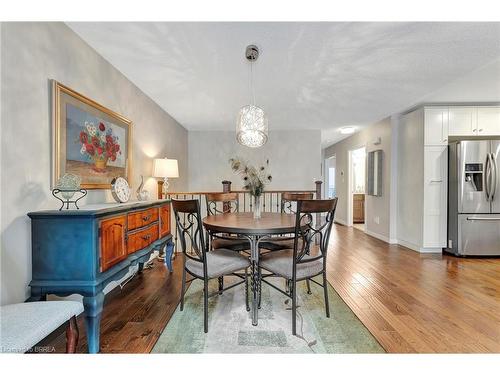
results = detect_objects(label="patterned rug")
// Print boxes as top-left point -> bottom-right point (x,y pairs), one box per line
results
152,277 -> 384,353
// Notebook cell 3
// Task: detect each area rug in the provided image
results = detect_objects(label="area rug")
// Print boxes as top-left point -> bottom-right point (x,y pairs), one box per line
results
152,277 -> 384,353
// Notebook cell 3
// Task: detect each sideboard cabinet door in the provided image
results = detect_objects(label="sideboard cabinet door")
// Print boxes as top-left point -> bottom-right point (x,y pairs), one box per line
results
160,204 -> 171,238
100,216 -> 127,272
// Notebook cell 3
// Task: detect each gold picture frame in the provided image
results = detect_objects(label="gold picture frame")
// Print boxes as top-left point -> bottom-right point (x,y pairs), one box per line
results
52,80 -> 132,189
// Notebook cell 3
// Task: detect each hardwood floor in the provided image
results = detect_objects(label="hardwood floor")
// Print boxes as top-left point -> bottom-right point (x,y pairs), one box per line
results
327,224 -> 500,353
43,224 -> 500,353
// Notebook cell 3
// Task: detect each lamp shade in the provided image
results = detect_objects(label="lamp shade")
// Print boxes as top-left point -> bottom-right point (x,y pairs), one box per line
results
153,158 -> 179,178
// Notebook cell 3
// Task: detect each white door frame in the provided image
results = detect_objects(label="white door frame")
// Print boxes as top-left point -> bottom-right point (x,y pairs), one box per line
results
347,150 -> 354,227
348,146 -> 366,229
324,155 -> 336,198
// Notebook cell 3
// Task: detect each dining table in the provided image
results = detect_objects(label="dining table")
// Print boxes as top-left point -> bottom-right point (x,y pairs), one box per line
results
202,212 -> 296,326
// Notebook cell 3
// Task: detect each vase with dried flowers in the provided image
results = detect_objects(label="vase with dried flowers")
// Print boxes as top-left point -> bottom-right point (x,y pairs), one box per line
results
229,157 -> 272,219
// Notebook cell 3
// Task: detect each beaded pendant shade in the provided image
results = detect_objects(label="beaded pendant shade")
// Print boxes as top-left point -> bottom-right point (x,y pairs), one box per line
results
236,45 -> 268,148
236,104 -> 268,148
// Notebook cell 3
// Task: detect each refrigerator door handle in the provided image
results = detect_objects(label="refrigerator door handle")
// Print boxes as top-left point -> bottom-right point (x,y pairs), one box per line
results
466,216 -> 500,221
491,153 -> 497,201
485,153 -> 491,201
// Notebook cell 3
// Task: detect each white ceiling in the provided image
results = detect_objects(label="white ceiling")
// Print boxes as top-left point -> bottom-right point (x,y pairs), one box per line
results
68,22 -> 500,147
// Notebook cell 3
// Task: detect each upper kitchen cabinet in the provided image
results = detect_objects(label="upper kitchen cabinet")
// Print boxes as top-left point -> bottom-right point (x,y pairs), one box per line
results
448,106 -> 500,137
448,107 -> 477,136
477,107 -> 500,136
424,107 -> 448,146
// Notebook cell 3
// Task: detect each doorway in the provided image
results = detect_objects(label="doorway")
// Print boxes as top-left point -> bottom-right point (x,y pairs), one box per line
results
348,147 -> 366,231
324,155 -> 336,198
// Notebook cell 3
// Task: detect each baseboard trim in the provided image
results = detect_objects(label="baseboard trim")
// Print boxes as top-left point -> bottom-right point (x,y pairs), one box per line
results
335,218 -> 348,226
395,239 -> 421,252
395,239 -> 442,253
418,247 -> 444,254
364,229 -> 391,244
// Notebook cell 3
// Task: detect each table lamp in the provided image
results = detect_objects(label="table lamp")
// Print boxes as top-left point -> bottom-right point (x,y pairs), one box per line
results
152,158 -> 179,199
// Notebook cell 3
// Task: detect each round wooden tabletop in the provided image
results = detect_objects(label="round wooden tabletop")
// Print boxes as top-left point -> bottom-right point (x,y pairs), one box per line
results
202,212 -> 296,236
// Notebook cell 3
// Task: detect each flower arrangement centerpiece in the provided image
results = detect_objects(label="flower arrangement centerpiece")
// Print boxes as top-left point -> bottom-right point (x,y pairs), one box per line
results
229,157 -> 272,218
78,121 -> 121,173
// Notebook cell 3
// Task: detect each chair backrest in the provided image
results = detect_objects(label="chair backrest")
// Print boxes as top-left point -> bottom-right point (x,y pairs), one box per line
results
281,192 -> 314,214
205,192 -> 239,215
171,199 -> 207,265
292,198 -> 338,274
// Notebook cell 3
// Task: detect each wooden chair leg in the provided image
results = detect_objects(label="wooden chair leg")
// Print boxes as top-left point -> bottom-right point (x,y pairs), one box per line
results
66,316 -> 79,353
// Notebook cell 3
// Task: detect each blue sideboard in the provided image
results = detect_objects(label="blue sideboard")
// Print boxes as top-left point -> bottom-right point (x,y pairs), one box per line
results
27,200 -> 174,353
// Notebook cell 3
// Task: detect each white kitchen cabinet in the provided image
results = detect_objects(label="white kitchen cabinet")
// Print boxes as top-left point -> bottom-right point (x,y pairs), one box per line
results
448,107 -> 477,136
423,146 -> 448,248
424,107 -> 448,146
477,107 -> 500,136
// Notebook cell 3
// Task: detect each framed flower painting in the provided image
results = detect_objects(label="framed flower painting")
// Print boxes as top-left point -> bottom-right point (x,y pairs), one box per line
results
52,80 -> 132,189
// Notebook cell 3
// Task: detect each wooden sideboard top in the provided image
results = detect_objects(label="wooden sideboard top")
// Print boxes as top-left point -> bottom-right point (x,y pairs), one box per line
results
28,199 -> 171,218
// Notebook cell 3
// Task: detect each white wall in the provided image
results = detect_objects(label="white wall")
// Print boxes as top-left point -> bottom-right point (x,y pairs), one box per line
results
188,130 -> 322,192
419,57 -> 500,103
0,23 -> 188,305
323,118 -> 393,242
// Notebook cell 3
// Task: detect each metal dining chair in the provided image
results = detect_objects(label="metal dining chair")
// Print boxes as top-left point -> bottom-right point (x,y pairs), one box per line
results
258,198 -> 338,336
172,199 -> 250,333
260,192 -> 314,251
205,192 -> 251,252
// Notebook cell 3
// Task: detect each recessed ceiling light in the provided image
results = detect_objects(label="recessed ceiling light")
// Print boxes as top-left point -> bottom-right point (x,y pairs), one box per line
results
339,126 -> 355,135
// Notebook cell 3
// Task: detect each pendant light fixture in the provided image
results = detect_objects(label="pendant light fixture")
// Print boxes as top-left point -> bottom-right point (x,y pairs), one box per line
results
236,45 -> 268,148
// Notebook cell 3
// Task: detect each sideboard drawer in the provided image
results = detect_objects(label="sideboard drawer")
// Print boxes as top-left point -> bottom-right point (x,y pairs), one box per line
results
127,223 -> 159,254
128,208 -> 158,230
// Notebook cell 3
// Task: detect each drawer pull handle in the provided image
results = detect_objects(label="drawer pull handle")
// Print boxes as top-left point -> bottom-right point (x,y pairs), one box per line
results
142,214 -> 152,221
141,234 -> 152,241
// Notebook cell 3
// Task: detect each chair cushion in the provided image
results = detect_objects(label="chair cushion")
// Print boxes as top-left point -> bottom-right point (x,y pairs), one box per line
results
260,237 -> 303,251
212,237 -> 250,251
186,249 -> 250,279
259,249 -> 323,280
0,301 -> 84,353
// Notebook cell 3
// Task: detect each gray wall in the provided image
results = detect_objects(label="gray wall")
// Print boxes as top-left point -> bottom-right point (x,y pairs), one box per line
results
188,130 -> 322,192
0,23 -> 188,305
323,118 -> 393,242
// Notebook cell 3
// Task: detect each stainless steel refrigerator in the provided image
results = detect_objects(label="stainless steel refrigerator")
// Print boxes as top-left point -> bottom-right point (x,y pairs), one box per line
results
447,139 -> 500,256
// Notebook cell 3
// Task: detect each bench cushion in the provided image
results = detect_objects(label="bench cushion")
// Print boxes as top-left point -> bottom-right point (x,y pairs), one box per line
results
0,301 -> 84,353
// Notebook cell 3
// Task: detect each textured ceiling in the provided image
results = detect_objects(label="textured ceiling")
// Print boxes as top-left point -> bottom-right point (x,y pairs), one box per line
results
68,22 -> 500,146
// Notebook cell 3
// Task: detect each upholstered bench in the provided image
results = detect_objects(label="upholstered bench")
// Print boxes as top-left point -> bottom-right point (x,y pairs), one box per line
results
0,301 -> 83,353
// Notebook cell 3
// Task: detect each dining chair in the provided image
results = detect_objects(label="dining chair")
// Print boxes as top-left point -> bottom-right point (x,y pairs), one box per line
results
205,192 -> 251,252
260,192 -> 314,251
258,198 -> 338,336
172,199 -> 250,333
